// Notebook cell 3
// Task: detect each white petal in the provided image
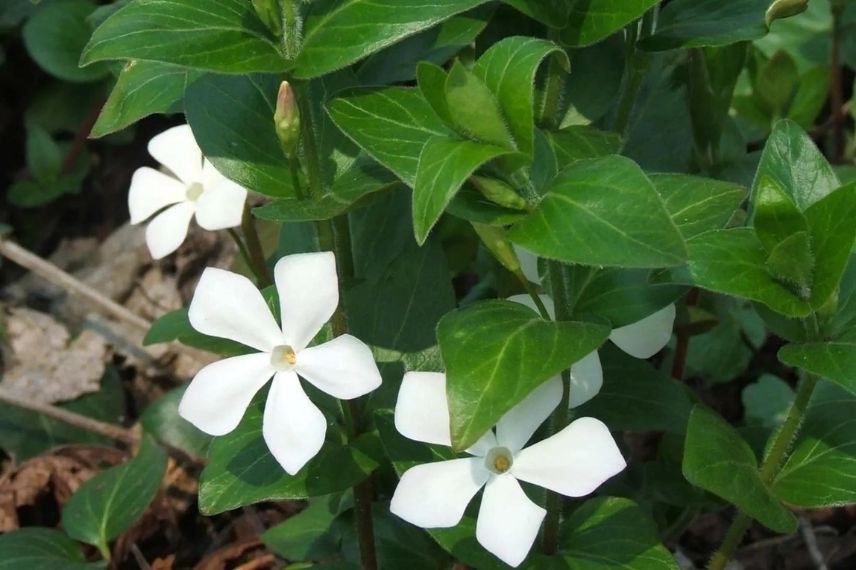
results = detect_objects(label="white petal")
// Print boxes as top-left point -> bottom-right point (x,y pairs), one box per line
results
569,350 -> 603,408
467,430 -> 499,457
395,371 -> 451,447
195,178 -> 247,231
263,371 -> 328,475
512,417 -> 626,497
178,352 -> 273,436
390,458 -> 488,528
513,245 -> 541,285
188,267 -> 284,352
609,304 -> 676,359
296,334 -> 381,399
147,124 -> 204,185
476,475 -> 545,568
506,293 -> 555,319
145,201 -> 196,260
128,167 -> 187,224
201,158 -> 226,188
274,252 -> 339,350
495,377 -> 562,453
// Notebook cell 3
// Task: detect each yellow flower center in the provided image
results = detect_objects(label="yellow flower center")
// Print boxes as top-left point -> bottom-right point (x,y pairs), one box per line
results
270,345 -> 297,371
186,182 -> 204,202
485,446 -> 513,474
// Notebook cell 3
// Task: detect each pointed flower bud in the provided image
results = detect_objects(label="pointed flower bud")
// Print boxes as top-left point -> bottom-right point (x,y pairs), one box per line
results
274,81 -> 301,160
765,0 -> 808,27
252,0 -> 282,36
472,223 -> 520,274
469,175 -> 528,211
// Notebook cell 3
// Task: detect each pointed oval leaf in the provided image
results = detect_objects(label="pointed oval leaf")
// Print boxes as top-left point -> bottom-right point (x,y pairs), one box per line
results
508,155 -> 687,268
651,174 -> 747,240
804,182 -> 856,308
437,300 -> 610,450
0,528 -> 104,570
562,0 -> 659,47
683,406 -> 797,533
779,335 -> 856,396
81,0 -> 287,73
500,0 -> 571,27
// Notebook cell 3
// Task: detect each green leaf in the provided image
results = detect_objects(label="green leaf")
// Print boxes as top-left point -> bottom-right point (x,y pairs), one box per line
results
445,61 -> 514,148
753,119 -> 840,210
140,387 -> 211,458
0,528 -> 104,570
262,496 -> 346,561
62,436 -> 167,555
548,126 -> 621,171
779,333 -> 856,396
417,62 -> 454,127
683,406 -> 797,533
26,125 -> 62,185
562,0 -> 659,47
651,174 -> 747,240
500,0 -> 571,27
91,61 -> 195,138
641,0 -> 773,51
473,36 -> 567,157
81,0 -> 286,74
143,307 -> 251,356
357,8 -> 491,85
413,136 -> 510,244
575,345 -> 693,434
22,0 -> 110,83
295,0 -> 490,79
508,155 -> 687,268
804,182 -> 856,308
686,228 -> 811,317
773,381 -> 856,507
559,36 -> 625,126
555,497 -> 679,569
764,231 -> 814,299
743,374 -> 795,430
755,50 -> 799,116
437,300 -> 609,450
328,87 -> 453,186
199,397 -> 378,514
753,176 -> 810,251
185,73 -> 295,198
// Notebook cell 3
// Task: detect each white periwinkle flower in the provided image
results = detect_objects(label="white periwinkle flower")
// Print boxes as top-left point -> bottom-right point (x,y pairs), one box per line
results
390,372 -> 626,567
511,245 -> 676,407
178,251 -> 382,475
128,124 -> 248,259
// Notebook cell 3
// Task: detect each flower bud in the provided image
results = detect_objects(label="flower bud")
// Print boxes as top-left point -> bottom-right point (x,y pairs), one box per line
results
274,81 -> 301,160
252,0 -> 282,36
469,176 -> 528,211
472,223 -> 520,274
765,0 -> 808,28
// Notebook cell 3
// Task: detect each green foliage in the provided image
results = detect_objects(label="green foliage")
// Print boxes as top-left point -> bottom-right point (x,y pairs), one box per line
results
0,528 -> 105,570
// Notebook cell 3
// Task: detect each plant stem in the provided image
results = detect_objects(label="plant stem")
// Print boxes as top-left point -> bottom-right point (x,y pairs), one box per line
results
707,373 -> 820,570
542,260 -> 572,554
241,205 -> 273,287
613,22 -> 650,139
289,156 -> 305,200
671,287 -> 700,380
282,0 -> 300,59
517,271 -> 550,320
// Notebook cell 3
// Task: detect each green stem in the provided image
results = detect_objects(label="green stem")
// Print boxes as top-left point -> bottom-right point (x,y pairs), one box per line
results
613,23 -> 650,139
517,271 -> 550,320
542,260 -> 572,554
707,373 -> 820,570
282,0 -> 300,59
289,156 -> 305,200
241,205 -> 272,287
227,228 -> 254,274
295,82 -> 324,200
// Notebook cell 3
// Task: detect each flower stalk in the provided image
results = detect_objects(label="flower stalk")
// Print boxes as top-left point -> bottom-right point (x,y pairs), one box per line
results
241,204 -> 272,287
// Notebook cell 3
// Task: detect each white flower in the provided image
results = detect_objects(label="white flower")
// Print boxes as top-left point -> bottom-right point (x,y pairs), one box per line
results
511,245 -> 676,407
128,124 -> 248,259
178,252 -> 382,475
390,372 -> 625,567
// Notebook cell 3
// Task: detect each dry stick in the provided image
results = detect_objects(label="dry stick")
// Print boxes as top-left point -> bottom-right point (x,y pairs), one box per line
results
0,385 -> 138,445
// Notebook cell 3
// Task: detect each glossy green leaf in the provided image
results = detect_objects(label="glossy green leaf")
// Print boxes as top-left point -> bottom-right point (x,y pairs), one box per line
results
185,73 -> 295,198
686,228 -> 811,317
683,406 -> 797,533
445,61 -> 514,148
143,307 -> 250,356
559,36 -> 625,126
804,182 -> 856,308
779,333 -> 856,396
473,36 -> 567,156
437,300 -> 609,450
548,126 -> 621,171
262,496 -> 346,561
742,374 -> 795,430
753,119 -> 840,210
753,176 -> 809,251
0,528 -> 104,570
328,87 -> 453,186
295,0 -> 490,78
773,381 -> 856,507
555,497 -> 679,569
23,0 -> 110,83
199,397 -> 378,514
509,155 -> 687,268
562,0 -> 659,47
92,61 -> 195,138
651,174 -> 747,240
500,0 -> 571,27
641,0 -> 772,51
81,0 -> 286,73
140,387 -> 211,458
575,345 -> 693,434
413,136 -> 510,244
417,62 -> 454,127
62,436 -> 167,555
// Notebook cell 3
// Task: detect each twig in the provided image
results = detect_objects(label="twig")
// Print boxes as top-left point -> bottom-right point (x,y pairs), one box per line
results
0,385 -> 138,445
799,516 -> 829,570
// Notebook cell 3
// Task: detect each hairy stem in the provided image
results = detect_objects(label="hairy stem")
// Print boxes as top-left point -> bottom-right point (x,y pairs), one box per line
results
542,260 -> 572,554
282,0 -> 300,59
518,271 -> 550,320
241,204 -> 272,287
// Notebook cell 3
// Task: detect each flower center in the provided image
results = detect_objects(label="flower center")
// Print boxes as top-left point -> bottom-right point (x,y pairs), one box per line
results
270,345 -> 297,371
185,182 -> 204,202
484,446 -> 513,474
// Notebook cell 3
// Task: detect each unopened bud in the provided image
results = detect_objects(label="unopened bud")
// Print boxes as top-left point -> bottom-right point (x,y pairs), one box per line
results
252,0 -> 282,36
274,81 -> 301,160
469,176 -> 528,211
765,0 -> 808,28
472,223 -> 520,274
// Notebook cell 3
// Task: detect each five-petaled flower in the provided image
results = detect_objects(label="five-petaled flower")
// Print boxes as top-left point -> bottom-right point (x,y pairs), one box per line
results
512,245 -> 676,407
390,372 -> 626,567
128,124 -> 249,259
178,251 -> 382,475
